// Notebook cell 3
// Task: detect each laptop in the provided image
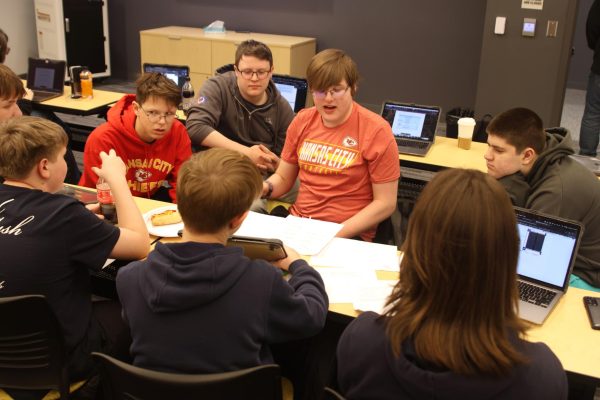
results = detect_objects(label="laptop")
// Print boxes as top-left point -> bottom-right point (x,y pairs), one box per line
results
272,74 -> 308,113
143,63 -> 190,89
515,207 -> 583,324
570,154 -> 600,176
380,101 -> 441,156
26,58 -> 66,102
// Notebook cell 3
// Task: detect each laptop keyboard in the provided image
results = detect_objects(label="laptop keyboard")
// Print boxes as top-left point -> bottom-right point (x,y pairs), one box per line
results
518,281 -> 557,308
397,139 -> 429,149
398,180 -> 426,201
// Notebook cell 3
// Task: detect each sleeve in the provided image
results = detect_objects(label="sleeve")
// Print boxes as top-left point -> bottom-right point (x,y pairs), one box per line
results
273,99 -> 295,156
168,122 -> 193,202
498,173 -> 530,207
63,201 -> 121,270
185,77 -> 227,147
587,0 -> 600,50
265,259 -> 329,343
366,125 -> 401,184
79,126 -> 109,188
280,111 -> 307,165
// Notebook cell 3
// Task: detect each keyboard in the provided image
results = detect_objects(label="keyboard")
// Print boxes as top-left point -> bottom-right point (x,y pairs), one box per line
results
397,139 -> 429,149
518,281 -> 556,308
90,259 -> 132,300
398,180 -> 426,201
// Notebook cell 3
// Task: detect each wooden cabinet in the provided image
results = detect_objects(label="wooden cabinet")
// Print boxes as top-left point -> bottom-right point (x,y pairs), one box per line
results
140,26 -> 316,91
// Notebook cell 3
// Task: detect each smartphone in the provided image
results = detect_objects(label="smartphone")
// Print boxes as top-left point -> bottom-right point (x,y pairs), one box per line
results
583,296 -> 600,330
226,236 -> 287,261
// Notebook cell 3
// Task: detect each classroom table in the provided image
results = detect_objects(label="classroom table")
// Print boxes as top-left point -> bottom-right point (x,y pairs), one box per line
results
399,136 -> 488,172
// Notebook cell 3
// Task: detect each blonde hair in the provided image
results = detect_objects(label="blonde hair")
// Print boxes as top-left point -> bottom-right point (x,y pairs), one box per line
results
384,168 -> 527,376
306,49 -> 360,95
176,148 -> 263,233
0,116 -> 67,179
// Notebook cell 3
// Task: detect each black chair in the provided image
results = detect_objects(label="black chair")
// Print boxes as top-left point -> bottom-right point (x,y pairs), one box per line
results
0,294 -> 70,399
215,63 -> 235,75
92,352 -> 283,400
323,386 -> 346,400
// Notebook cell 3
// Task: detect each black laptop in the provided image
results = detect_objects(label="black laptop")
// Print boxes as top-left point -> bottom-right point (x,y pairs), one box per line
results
143,63 -> 190,89
380,101 -> 441,157
272,74 -> 308,113
26,58 -> 66,102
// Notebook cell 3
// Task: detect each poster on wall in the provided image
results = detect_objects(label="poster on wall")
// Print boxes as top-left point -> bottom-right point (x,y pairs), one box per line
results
522,0 -> 543,10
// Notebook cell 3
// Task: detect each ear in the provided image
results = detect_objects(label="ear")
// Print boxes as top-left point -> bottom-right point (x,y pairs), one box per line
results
520,147 -> 537,166
132,101 -> 140,115
37,158 -> 51,179
229,210 -> 250,232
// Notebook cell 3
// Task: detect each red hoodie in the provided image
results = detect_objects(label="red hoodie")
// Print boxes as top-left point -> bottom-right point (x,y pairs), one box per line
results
79,94 -> 192,202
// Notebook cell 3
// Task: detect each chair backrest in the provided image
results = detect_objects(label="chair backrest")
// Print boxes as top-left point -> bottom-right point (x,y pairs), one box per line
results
215,63 -> 235,75
0,294 -> 70,399
323,386 -> 346,400
92,352 -> 283,400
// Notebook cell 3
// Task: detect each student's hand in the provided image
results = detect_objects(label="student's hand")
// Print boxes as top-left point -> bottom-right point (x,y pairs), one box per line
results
85,202 -> 105,219
247,144 -> 279,172
271,245 -> 302,271
91,149 -> 126,185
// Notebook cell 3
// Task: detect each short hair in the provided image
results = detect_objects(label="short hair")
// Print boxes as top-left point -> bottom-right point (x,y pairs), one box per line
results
306,49 -> 360,96
384,168 -> 527,376
135,72 -> 181,108
176,148 -> 263,234
0,28 -> 8,64
486,107 -> 546,154
234,40 -> 273,68
0,116 -> 67,179
0,64 -> 26,100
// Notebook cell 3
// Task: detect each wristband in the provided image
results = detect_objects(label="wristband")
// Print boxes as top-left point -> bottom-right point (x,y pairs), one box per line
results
262,180 -> 274,199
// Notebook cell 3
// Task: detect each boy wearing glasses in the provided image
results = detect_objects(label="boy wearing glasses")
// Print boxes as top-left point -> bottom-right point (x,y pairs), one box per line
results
80,73 -> 192,202
186,40 -> 294,173
264,49 -> 400,241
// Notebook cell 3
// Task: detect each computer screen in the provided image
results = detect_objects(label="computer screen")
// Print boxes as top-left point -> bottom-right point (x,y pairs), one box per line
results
380,102 -> 441,141
272,74 -> 308,113
143,63 -> 190,89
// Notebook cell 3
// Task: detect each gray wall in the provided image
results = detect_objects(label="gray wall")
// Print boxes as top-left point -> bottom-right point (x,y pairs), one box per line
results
0,0 -> 38,74
107,0 -> 486,115
568,0 -> 594,90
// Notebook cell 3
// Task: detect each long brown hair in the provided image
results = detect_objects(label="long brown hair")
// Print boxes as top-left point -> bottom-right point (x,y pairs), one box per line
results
384,168 -> 527,376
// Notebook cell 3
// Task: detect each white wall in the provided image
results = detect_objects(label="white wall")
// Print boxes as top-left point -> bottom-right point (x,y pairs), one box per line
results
0,0 -> 38,74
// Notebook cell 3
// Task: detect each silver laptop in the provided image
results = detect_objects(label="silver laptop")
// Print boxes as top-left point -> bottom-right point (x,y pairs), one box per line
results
380,101 -> 441,157
26,58 -> 66,102
143,63 -> 190,89
515,207 -> 583,324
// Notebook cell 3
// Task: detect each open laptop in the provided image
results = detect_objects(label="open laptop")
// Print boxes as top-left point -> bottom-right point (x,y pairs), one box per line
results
272,74 -> 308,113
380,101 -> 441,156
143,63 -> 190,89
26,58 -> 66,102
515,207 -> 583,324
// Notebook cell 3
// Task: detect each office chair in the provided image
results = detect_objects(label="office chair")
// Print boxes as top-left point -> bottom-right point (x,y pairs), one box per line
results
92,352 -> 283,400
0,295 -> 71,399
215,63 -> 235,75
323,386 -> 346,400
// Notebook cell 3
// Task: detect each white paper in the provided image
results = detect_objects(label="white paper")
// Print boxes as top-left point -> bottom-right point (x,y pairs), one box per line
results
235,212 -> 342,255
314,266 -> 378,304
311,237 -> 400,271
353,279 -> 398,314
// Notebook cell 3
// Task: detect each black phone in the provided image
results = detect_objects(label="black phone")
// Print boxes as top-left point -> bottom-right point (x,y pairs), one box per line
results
583,296 -> 600,330
226,236 -> 287,261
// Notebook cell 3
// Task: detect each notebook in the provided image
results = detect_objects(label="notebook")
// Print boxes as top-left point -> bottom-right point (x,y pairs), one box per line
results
272,74 -> 308,113
515,207 -> 583,324
143,63 -> 190,89
26,58 -> 66,102
380,101 -> 441,156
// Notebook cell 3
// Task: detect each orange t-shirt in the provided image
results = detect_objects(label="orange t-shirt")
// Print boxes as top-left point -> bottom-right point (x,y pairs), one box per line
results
281,103 -> 400,240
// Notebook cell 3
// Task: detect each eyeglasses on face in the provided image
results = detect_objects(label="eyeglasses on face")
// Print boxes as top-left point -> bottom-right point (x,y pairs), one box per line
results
311,86 -> 349,100
139,105 -> 177,123
235,67 -> 272,80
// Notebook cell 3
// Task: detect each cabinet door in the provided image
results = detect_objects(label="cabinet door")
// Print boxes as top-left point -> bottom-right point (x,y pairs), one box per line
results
141,34 -> 212,75
63,0 -> 106,73
212,42 -> 237,74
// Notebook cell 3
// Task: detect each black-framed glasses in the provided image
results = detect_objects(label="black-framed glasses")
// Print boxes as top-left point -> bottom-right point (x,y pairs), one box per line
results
139,105 -> 177,123
311,86 -> 349,100
235,66 -> 272,80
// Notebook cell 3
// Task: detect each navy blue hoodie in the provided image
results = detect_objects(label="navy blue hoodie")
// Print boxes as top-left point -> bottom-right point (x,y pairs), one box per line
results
116,241 -> 328,373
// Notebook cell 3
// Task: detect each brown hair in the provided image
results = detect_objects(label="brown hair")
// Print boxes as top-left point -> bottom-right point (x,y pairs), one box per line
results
0,64 -> 26,100
384,168 -> 527,376
0,116 -> 67,179
135,72 -> 181,108
486,107 -> 546,154
0,29 -> 8,64
306,49 -> 360,96
234,40 -> 273,68
176,148 -> 263,234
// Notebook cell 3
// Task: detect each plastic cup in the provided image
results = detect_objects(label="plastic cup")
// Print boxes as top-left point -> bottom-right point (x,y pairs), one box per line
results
457,117 -> 476,150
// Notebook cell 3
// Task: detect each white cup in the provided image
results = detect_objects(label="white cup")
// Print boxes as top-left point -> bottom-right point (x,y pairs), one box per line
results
457,117 -> 476,150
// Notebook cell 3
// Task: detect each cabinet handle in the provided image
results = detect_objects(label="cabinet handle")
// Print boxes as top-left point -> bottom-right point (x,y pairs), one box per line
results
65,18 -> 70,33
168,36 -> 182,40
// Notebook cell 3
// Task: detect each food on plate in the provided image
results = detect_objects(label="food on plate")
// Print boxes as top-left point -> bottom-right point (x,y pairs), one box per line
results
151,209 -> 182,226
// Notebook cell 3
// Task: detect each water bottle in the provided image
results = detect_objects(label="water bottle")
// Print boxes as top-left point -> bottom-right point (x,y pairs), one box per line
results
181,76 -> 194,112
80,67 -> 93,99
96,178 -> 118,224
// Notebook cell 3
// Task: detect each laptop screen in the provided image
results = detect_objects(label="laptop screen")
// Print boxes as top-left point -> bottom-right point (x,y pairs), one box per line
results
272,74 -> 308,113
27,58 -> 66,92
381,102 -> 440,142
515,208 -> 582,289
143,64 -> 190,89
